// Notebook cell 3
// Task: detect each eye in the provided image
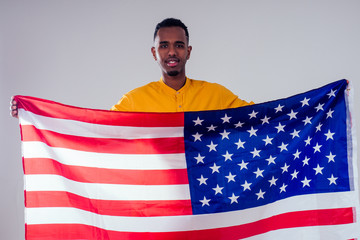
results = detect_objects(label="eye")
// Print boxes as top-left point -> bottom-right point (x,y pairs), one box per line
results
159,44 -> 168,48
176,44 -> 185,48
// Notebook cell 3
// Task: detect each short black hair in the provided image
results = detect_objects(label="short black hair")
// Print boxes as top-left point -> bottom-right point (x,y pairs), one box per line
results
153,18 -> 189,42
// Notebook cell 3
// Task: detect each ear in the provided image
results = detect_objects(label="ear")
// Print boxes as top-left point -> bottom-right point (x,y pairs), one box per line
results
186,45 -> 192,60
151,47 -> 157,61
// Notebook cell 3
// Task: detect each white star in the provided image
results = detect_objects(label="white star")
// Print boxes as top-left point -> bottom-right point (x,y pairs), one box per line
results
291,169 -> 299,180
228,193 -> 239,204
266,155 -> 277,165
328,174 -> 338,185
225,172 -> 236,182
303,116 -> 313,125
209,163 -> 221,173
241,180 -> 252,191
234,121 -> 244,128
281,163 -> 290,173
212,184 -> 224,195
221,114 -> 232,123
269,176 -> 278,186
250,148 -> 261,158
293,149 -> 301,160
287,109 -> 298,120
261,115 -> 271,124
278,142 -> 288,152
300,97 -> 310,107
315,123 -> 323,132
207,141 -> 218,152
194,153 -> 205,164
238,160 -> 249,170
193,117 -> 204,126
302,156 -> 310,166
301,176 -> 312,187
326,109 -> 334,119
247,126 -> 258,137
280,183 -> 288,193
222,151 -> 233,161
200,196 -> 211,206
253,168 -> 264,178
315,103 -> 324,112
219,129 -> 230,140
263,135 -> 273,146
313,143 -> 322,153
207,124 -> 217,131
324,129 -> 335,140
248,110 -> 258,119
313,164 -> 324,175
327,89 -> 336,98
275,122 -> 286,133
234,138 -> 246,149
275,104 -> 284,113
304,136 -> 312,146
256,189 -> 266,200
192,132 -> 202,142
197,175 -> 208,185
290,129 -> 300,139
326,152 -> 336,162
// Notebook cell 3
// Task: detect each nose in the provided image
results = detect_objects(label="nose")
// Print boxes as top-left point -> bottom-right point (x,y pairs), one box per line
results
168,45 -> 177,56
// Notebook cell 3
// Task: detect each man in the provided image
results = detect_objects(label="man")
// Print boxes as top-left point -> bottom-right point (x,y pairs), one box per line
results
10,18 -> 252,116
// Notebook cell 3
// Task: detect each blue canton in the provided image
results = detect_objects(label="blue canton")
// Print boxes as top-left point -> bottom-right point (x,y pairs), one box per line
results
184,80 -> 350,215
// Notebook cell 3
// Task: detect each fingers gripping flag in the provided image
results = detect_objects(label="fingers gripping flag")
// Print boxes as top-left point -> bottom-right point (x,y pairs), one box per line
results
16,80 -> 359,240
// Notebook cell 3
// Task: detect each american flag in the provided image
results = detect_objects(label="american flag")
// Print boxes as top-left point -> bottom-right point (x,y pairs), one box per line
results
16,79 -> 359,239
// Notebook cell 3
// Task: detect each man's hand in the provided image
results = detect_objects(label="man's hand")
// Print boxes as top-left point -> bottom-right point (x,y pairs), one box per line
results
10,96 -> 18,118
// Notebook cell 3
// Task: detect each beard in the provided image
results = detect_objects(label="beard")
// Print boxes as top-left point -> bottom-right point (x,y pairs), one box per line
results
167,71 -> 180,76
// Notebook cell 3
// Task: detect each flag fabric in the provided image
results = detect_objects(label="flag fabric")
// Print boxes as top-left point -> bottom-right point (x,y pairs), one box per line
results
16,79 -> 359,240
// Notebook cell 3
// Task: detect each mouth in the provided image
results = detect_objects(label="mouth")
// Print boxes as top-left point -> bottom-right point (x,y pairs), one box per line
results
166,58 -> 180,67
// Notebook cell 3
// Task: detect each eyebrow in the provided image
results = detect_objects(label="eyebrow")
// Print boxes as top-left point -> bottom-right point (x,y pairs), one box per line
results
159,41 -> 185,45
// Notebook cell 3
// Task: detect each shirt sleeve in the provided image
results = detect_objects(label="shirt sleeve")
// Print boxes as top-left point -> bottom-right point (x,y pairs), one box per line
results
215,83 -> 254,109
110,95 -> 132,111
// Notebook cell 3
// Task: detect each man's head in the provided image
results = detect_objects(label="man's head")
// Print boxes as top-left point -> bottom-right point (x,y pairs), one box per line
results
152,18 -> 192,79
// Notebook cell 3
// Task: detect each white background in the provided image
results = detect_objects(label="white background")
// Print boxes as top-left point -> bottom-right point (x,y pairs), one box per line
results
1,0 -> 359,239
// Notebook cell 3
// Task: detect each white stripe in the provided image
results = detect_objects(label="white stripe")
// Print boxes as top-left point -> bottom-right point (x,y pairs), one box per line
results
22,141 -> 187,170
25,175 -> 190,201
19,109 -> 184,139
25,191 -> 358,232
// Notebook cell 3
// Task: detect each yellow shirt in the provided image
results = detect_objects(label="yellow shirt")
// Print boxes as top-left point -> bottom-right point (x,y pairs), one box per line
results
111,77 -> 253,112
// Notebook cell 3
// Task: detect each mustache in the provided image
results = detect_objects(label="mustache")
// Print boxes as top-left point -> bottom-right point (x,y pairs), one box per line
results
165,57 -> 180,62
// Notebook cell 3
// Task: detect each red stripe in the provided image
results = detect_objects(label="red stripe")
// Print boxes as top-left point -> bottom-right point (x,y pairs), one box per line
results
15,95 -> 184,127
25,207 -> 355,240
24,158 -> 189,185
25,191 -> 192,217
21,125 -> 184,154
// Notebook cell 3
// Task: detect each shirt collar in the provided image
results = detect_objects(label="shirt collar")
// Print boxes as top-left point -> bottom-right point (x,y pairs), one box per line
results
159,77 -> 190,95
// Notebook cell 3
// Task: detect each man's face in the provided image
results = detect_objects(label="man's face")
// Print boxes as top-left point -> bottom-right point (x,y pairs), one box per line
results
151,27 -> 192,77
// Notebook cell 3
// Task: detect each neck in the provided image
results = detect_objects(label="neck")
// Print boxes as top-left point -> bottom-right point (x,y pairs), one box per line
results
162,73 -> 186,91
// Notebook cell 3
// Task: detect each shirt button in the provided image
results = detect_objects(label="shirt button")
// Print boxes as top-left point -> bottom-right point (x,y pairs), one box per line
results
176,92 -> 180,94
179,105 -> 182,108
